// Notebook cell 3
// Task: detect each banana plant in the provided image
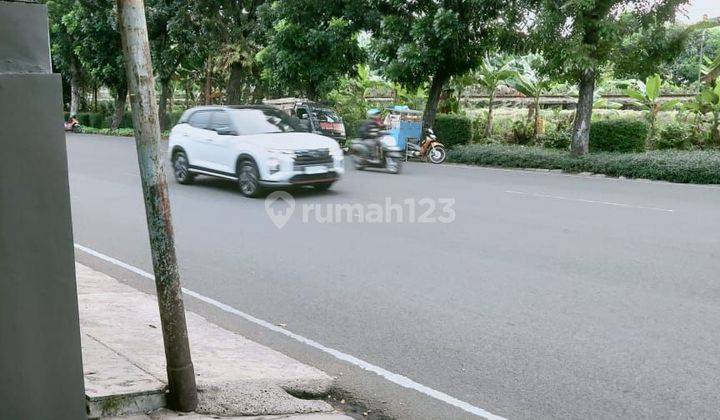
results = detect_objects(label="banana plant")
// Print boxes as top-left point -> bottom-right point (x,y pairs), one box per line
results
698,83 -> 720,143
625,74 -> 680,148
509,62 -> 552,138
475,54 -> 516,137
701,53 -> 720,84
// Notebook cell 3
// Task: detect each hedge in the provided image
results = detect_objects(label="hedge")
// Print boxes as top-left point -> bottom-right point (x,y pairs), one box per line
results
448,144 -> 720,184
64,110 -> 185,129
589,120 -> 647,153
80,127 -> 170,137
433,114 -> 473,148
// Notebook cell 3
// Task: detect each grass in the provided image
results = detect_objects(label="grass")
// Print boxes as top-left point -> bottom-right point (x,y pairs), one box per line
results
448,144 -> 720,184
79,127 -> 170,137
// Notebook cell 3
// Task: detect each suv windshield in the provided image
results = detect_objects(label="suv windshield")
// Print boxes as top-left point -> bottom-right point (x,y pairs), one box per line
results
228,108 -> 298,135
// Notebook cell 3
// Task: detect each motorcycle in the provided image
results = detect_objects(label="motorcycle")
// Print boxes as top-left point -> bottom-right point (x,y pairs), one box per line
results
350,132 -> 403,174
64,117 -> 83,133
406,128 -> 446,164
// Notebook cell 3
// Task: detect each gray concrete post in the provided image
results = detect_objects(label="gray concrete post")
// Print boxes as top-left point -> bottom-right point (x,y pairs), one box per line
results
0,1 -> 87,419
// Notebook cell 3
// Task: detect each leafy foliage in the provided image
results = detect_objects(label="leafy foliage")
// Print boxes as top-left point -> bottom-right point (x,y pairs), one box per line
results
589,120 -> 648,153
64,0 -> 126,96
509,55 -> 552,137
448,144 -> 720,184
258,0 -> 366,99
531,0 -> 689,155
474,54 -> 516,137
540,131 -> 571,150
433,114 -> 474,148
657,122 -> 693,150
371,0 -> 529,127
625,74 -> 680,146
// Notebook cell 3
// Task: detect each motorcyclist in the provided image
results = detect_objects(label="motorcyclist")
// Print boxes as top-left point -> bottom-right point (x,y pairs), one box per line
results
64,115 -> 79,131
358,109 -> 384,159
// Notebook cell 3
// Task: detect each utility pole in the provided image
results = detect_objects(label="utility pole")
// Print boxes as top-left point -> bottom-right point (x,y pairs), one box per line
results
115,0 -> 198,411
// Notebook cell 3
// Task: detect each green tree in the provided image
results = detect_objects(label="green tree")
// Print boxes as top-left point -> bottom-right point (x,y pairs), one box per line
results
532,0 -> 688,156
613,23 -> 689,82
475,54 -> 516,137
65,0 -> 128,129
625,74 -> 680,148
47,0 -> 85,115
146,0 -> 204,128
662,27 -> 720,85
258,0 -> 367,100
371,0 -> 528,129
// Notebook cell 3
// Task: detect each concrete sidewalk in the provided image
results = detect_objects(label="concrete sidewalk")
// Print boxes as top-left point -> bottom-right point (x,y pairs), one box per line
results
76,263 -> 349,419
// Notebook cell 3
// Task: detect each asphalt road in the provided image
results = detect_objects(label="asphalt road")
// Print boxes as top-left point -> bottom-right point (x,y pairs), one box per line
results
67,133 -> 720,420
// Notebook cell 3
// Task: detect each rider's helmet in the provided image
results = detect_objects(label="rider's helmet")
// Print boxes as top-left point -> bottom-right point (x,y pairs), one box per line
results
366,108 -> 380,118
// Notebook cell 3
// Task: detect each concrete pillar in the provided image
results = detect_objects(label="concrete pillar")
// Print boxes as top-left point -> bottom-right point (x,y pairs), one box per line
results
0,1 -> 87,418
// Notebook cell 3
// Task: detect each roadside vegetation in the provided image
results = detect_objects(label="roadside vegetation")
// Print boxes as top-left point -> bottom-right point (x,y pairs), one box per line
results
449,145 -> 720,184
47,0 -> 720,183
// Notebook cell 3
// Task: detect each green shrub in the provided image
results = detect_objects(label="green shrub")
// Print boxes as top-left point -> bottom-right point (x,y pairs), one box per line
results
81,127 -> 170,137
433,114 -> 473,148
119,111 -> 134,129
589,119 -> 647,153
508,121 -> 534,145
88,112 -> 105,128
657,123 -> 692,150
447,144 -> 720,184
472,112 -> 488,142
81,127 -> 136,136
540,131 -> 571,150
73,112 -> 91,127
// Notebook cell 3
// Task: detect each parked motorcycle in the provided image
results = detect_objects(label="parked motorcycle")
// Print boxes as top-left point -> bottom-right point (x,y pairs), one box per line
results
406,128 -> 446,164
64,117 -> 83,133
350,133 -> 403,174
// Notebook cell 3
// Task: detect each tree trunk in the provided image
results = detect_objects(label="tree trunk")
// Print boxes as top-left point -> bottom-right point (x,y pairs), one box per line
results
646,106 -> 659,150
422,70 -> 449,130
484,90 -> 495,138
571,68 -> 596,156
93,85 -> 98,112
204,55 -> 212,105
226,61 -> 244,105
111,86 -> 128,130
534,95 -> 543,138
184,78 -> 191,108
158,79 -> 172,130
69,59 -> 81,116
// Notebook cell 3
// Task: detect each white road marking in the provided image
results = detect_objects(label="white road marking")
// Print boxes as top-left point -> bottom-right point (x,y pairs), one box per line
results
74,243 -> 506,420
504,190 -> 675,213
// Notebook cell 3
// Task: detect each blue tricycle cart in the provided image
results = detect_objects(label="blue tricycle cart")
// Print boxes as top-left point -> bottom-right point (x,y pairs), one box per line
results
383,105 -> 423,152
383,105 -> 447,164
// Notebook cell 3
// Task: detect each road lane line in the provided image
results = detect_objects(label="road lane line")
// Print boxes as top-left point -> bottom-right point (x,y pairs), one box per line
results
74,243 -> 506,420
504,190 -> 675,213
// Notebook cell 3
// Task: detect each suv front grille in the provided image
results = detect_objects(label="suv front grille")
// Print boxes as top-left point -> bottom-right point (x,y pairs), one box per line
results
293,149 -> 332,166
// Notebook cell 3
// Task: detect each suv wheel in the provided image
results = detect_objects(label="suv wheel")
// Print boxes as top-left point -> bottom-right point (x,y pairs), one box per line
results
172,151 -> 194,185
238,160 -> 263,197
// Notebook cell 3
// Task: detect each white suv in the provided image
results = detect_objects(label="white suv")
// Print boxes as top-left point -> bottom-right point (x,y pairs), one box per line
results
168,106 -> 344,197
